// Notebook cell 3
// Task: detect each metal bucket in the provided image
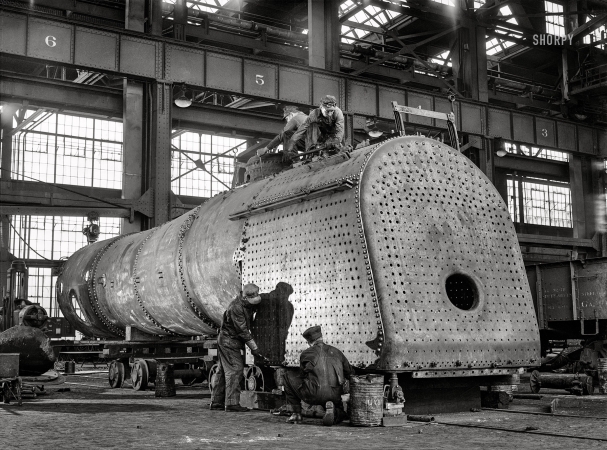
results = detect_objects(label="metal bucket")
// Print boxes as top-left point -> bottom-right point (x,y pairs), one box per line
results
64,361 -> 76,374
349,374 -> 384,427
598,358 -> 607,395
155,363 -> 176,398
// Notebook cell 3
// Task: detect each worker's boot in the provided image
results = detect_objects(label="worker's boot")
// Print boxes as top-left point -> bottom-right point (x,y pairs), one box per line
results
286,405 -> 303,424
209,402 -> 225,411
225,404 -> 250,412
286,413 -> 303,424
322,401 -> 335,426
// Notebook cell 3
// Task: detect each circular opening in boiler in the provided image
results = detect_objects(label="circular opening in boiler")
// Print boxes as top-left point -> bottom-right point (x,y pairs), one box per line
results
445,274 -> 478,311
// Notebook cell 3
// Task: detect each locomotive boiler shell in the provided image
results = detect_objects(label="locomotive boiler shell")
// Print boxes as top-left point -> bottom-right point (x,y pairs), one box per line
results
57,136 -> 540,372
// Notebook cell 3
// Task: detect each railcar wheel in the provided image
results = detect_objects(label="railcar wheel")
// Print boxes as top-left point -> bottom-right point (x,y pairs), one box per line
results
131,359 -> 149,391
245,366 -> 264,392
108,360 -> 125,389
208,364 -> 219,393
529,370 -> 541,394
582,376 -> 594,395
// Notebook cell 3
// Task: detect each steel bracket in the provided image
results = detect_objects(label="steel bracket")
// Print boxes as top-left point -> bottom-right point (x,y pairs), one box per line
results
133,189 -> 154,218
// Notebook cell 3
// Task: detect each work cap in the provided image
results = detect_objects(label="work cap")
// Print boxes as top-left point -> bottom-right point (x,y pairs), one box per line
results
282,105 -> 299,118
320,95 -> 337,108
302,325 -> 322,342
243,283 -> 260,298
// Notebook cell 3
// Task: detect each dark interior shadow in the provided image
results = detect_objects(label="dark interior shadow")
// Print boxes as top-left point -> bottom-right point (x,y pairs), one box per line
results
252,282 -> 294,365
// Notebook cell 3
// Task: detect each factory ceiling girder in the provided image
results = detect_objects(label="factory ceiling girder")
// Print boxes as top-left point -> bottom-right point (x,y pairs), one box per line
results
1,68 -> 605,155
1,7 -> 605,152
0,72 -> 123,117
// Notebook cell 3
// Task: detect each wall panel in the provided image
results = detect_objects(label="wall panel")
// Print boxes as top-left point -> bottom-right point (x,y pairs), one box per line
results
556,121 -> 576,152
243,60 -> 277,99
206,52 -> 242,93
535,117 -> 556,148
487,108 -> 512,140
74,28 -> 118,72
0,12 -> 26,55
378,87 -> 405,119
165,44 -> 205,86
460,102 -> 484,135
513,113 -> 534,143
279,67 -> 311,104
347,81 -> 377,116
27,18 -> 73,64
120,36 -> 158,78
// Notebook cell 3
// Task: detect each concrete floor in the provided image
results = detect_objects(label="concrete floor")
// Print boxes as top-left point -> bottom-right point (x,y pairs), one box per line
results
1,368 -> 606,449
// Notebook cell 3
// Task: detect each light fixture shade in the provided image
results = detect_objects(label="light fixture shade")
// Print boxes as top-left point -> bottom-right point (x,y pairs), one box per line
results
495,149 -> 508,157
174,94 -> 192,108
368,129 -> 383,138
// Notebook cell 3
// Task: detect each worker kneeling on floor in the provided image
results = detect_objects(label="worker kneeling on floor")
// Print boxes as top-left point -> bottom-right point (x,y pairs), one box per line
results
283,325 -> 352,426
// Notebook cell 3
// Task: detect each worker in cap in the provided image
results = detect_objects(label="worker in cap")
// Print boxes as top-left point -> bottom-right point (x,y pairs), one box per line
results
257,105 -> 307,161
210,283 -> 270,412
286,95 -> 345,159
282,325 -> 352,426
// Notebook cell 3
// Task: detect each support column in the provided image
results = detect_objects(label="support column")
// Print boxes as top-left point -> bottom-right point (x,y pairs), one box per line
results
453,25 -> 488,101
149,0 -> 164,36
0,104 -> 18,308
150,82 -> 172,226
173,0 -> 188,40
569,155 -> 586,239
308,0 -> 341,71
125,0 -> 146,32
308,0 -> 326,69
324,0 -> 341,72
122,81 -> 144,234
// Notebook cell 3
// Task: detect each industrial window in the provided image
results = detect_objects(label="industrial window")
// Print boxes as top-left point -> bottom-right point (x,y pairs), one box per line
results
545,2 -> 565,37
9,215 -> 121,260
338,1 -> 402,45
432,0 -> 455,6
171,131 -> 246,198
503,142 -> 570,162
27,267 -> 59,318
164,0 -> 230,14
486,6 -> 522,55
429,50 -> 453,68
507,178 -> 572,228
11,109 -> 123,189
583,16 -> 606,50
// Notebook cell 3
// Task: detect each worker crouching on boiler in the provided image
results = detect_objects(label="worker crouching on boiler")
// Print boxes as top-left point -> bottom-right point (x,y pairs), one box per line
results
283,326 -> 352,426
210,283 -> 269,412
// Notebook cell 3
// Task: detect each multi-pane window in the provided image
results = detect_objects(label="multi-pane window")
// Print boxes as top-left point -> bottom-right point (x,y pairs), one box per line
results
503,142 -> 569,162
583,16 -> 606,50
171,131 -> 246,198
430,50 -> 453,67
27,267 -> 59,318
485,5 -> 523,55
339,1 -> 401,45
164,0 -> 230,14
9,216 -> 121,260
11,109 -> 123,189
545,1 -> 565,37
507,178 -> 572,228
432,0 -> 455,6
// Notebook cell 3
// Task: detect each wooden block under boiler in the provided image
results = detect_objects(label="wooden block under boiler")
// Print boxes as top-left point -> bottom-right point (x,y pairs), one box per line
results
240,390 -> 285,411
0,353 -> 19,378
